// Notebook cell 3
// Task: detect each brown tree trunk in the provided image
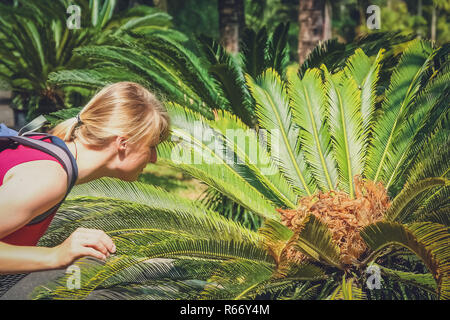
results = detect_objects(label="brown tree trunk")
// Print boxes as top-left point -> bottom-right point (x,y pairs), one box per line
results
323,0 -> 332,41
218,0 -> 245,54
153,0 -> 168,12
431,5 -> 437,42
298,0 -> 326,64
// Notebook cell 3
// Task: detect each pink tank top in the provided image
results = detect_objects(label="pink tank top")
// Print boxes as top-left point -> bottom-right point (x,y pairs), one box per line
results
0,135 -> 65,246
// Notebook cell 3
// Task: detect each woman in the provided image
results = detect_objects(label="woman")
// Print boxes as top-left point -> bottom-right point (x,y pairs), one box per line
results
0,82 -> 170,297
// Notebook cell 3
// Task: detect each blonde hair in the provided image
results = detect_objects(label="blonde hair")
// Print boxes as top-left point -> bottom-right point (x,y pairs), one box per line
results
51,82 -> 170,148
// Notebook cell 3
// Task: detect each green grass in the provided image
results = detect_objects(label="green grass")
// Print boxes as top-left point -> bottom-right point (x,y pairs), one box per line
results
138,163 -> 208,201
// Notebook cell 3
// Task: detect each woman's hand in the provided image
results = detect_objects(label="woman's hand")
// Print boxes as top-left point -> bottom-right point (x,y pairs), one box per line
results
51,228 -> 116,268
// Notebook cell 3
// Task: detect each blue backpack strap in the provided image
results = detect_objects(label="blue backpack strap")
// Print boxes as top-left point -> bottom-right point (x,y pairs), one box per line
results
2,134 -> 78,225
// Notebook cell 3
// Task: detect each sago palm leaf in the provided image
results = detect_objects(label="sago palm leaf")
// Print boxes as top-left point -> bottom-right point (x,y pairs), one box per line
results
39,178 -> 262,247
33,237 -> 273,300
265,22 -> 290,78
247,69 -> 315,196
196,34 -> 255,127
33,181 -> 275,299
403,129 -> 450,186
377,264 -> 437,295
200,188 -> 263,231
209,109 -> 298,208
413,187 -> 450,226
344,48 -> 383,141
360,221 -> 450,299
199,260 -> 274,299
327,276 -> 366,300
229,264 -> 326,300
384,177 -> 449,223
157,102 -> 281,220
365,40 -> 434,184
323,65 -> 365,198
288,67 -> 337,191
385,64 -> 449,193
257,218 -> 293,267
293,215 -> 343,269
240,26 -> 269,79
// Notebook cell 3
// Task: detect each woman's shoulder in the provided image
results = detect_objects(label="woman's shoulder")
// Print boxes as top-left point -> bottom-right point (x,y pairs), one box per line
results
0,160 -> 68,231
0,139 -> 67,185
3,159 -> 67,191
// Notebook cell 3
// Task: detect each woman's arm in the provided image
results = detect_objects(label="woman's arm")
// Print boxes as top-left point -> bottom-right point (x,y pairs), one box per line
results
0,160 -> 115,274
0,242 -> 58,273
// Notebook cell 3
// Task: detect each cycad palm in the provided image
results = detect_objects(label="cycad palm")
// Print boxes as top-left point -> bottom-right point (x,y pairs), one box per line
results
0,0 -> 183,119
34,40 -> 449,300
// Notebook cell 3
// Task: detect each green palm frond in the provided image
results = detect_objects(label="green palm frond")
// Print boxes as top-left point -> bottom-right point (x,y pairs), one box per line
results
66,177 -> 206,214
377,265 -> 437,295
323,65 -> 364,198
82,257 -> 217,300
196,34 -> 255,127
327,276 -> 366,300
73,42 -> 209,110
344,48 -> 383,140
230,264 -> 326,300
200,187 -> 263,231
360,221 -> 450,299
200,260 -> 274,299
159,141 -> 279,221
413,187 -> 450,226
298,39 -> 347,78
365,40 -> 434,184
404,130 -> 450,186
265,22 -> 290,78
279,282 -> 323,300
385,177 -> 449,223
258,219 -> 293,244
157,102 -> 281,220
33,237 -> 273,300
41,198 -> 258,247
48,67 -> 152,91
210,109 -> 298,208
288,67 -> 337,191
81,279 -> 205,300
385,68 -> 449,193
35,183 -> 275,300
257,218 -> 293,267
240,26 -> 269,79
298,32 -> 414,79
247,69 -> 315,196
293,215 -> 343,269
39,178 -> 262,248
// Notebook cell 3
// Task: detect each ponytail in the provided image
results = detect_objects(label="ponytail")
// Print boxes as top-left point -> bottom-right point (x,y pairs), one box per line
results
50,82 -> 171,148
51,116 -> 79,142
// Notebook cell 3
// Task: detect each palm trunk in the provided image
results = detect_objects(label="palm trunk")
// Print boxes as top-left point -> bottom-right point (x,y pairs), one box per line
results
218,0 -> 245,54
153,0 -> 168,12
323,0 -> 332,41
431,5 -> 437,42
298,0 -> 326,64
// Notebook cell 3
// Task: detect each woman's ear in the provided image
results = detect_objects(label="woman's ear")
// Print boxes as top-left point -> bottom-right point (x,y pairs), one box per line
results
115,136 -> 127,152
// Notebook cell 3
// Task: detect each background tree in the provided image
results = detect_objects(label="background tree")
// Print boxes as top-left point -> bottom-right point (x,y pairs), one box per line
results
298,0 -> 327,64
218,0 -> 246,54
0,0 -> 182,125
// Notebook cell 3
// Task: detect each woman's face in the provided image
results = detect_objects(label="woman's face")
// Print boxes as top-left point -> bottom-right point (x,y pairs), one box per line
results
115,139 -> 158,181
